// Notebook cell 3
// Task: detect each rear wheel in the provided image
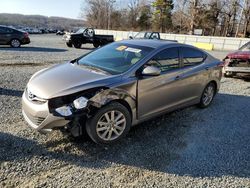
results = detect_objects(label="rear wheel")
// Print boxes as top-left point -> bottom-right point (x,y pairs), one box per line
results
10,39 -> 21,48
198,82 -> 216,108
73,43 -> 81,49
86,102 -> 131,144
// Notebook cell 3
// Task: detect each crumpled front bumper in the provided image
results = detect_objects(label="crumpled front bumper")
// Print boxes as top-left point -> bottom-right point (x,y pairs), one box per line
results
22,91 -> 70,133
224,66 -> 250,73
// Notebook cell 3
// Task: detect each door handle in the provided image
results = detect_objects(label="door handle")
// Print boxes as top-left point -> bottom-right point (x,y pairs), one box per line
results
205,67 -> 209,70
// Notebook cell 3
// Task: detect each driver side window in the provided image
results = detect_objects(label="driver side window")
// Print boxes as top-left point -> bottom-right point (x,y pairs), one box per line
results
147,47 -> 180,72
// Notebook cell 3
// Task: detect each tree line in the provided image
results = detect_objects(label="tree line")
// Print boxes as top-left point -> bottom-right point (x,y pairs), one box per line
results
0,13 -> 84,30
82,0 -> 250,37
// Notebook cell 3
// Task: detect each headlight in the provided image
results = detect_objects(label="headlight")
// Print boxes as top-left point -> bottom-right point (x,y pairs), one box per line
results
55,106 -> 72,116
73,97 -> 88,109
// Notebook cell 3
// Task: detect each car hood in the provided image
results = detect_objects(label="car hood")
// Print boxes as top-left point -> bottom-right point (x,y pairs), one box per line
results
27,63 -> 121,99
70,33 -> 82,37
227,50 -> 250,59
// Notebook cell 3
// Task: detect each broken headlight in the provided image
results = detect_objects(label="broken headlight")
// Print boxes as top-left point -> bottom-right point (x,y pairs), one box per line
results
73,96 -> 88,109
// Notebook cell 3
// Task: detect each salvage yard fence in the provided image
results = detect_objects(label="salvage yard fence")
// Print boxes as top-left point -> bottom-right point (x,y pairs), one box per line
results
95,29 -> 250,51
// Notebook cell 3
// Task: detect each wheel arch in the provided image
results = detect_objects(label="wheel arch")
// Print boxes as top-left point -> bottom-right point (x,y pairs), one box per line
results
110,99 -> 133,121
208,80 -> 218,92
88,88 -> 136,122
8,38 -> 20,45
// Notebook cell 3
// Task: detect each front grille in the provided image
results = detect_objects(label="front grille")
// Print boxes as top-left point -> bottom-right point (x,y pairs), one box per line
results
24,110 -> 46,126
25,88 -> 47,104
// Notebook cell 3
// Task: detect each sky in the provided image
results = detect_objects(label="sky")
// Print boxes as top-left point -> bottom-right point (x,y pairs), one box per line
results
0,0 -> 83,19
0,0 -> 129,19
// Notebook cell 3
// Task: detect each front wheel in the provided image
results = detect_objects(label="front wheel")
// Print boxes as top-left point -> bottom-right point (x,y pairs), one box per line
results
93,42 -> 100,48
198,82 -> 216,108
66,42 -> 72,47
86,102 -> 131,144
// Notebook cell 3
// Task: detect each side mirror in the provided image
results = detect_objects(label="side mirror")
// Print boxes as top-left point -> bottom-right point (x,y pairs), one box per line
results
129,36 -> 133,39
142,66 -> 161,76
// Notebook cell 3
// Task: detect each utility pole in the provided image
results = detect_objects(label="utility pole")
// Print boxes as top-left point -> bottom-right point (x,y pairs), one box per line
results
108,0 -> 116,30
235,0 -> 246,37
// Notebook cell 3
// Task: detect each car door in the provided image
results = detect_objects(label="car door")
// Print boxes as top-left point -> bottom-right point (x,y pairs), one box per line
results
0,27 -> 7,44
83,28 -> 94,43
177,47 -> 209,103
137,47 -> 184,119
1,27 -> 14,44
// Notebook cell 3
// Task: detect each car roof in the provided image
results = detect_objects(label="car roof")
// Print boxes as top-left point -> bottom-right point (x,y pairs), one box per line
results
0,25 -> 18,30
0,25 -> 9,28
118,39 -> 178,49
117,39 -> 212,58
0,25 -> 14,28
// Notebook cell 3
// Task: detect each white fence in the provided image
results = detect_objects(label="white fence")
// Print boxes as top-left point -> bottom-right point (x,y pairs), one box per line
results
95,29 -> 250,51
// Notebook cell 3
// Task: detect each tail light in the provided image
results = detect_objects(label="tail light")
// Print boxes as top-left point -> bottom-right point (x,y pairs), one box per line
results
24,32 -> 29,38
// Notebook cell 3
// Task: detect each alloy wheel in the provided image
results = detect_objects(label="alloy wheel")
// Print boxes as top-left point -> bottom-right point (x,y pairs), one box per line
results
96,110 -> 126,141
202,85 -> 215,106
11,39 -> 20,48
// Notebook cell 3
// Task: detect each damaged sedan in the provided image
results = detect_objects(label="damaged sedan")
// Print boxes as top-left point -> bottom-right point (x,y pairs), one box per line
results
223,41 -> 250,77
22,40 -> 222,144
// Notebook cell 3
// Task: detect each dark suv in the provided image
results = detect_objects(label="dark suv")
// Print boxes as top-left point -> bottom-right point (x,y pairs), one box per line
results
0,25 -> 30,47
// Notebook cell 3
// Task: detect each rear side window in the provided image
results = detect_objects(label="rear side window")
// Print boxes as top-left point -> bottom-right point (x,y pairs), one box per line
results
182,47 -> 206,67
148,47 -> 180,72
0,27 -> 4,34
0,27 -> 13,34
151,33 -> 160,39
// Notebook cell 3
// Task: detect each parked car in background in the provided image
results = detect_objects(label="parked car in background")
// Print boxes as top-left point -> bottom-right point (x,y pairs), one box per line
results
63,28 -> 114,48
22,40 -> 222,144
129,31 -> 161,39
129,31 -> 177,42
0,25 -> 30,47
56,30 -> 65,35
223,41 -> 250,77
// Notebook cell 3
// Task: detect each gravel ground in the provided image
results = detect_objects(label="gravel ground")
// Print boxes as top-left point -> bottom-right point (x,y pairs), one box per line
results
0,35 -> 249,188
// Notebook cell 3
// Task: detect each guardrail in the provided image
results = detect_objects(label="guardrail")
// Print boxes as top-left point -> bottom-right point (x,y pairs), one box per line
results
95,29 -> 250,51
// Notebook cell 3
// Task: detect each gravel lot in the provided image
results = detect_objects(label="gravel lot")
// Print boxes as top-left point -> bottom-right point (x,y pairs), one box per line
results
0,35 -> 249,188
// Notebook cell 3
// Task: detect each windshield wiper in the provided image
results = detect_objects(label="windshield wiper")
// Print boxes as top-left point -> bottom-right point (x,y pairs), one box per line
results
80,64 -> 111,75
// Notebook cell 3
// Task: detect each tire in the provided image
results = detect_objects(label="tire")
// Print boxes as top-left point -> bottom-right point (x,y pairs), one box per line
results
86,102 -> 131,144
93,42 -> 100,48
73,43 -> 81,49
10,39 -> 21,48
66,42 -> 72,47
198,82 -> 216,108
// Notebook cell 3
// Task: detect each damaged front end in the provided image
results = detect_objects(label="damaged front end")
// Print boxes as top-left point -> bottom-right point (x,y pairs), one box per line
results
49,87 -> 136,137
223,53 -> 250,76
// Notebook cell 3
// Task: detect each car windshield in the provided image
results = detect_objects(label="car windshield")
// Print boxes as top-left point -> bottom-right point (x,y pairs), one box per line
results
75,28 -> 86,34
239,42 -> 250,51
77,43 -> 153,75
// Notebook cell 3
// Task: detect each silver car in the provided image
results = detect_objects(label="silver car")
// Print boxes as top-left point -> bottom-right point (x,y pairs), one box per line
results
22,40 -> 222,144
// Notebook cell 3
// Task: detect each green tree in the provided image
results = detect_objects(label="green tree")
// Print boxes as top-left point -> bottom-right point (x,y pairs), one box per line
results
138,5 -> 151,30
152,0 -> 174,32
